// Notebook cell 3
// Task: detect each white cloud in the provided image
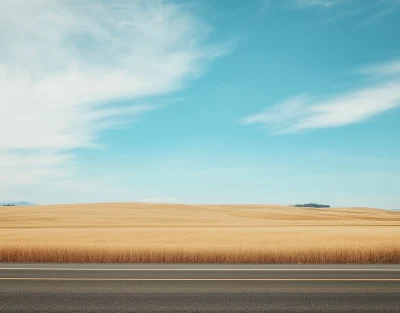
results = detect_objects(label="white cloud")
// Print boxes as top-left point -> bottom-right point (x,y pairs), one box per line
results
360,60 -> 400,76
296,0 -> 338,8
318,0 -> 400,26
0,151 -> 74,185
241,95 -> 311,127
242,60 -> 400,133
0,0 -> 220,192
139,197 -> 179,204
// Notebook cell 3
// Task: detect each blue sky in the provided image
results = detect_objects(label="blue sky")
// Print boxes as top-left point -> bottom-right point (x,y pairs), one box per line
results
0,0 -> 399,209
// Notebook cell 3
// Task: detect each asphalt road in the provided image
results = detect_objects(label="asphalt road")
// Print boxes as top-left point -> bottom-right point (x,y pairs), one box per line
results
1,264 -> 399,313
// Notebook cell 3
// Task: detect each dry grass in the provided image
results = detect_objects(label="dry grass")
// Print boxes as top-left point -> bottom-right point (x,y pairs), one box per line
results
0,202 -> 399,263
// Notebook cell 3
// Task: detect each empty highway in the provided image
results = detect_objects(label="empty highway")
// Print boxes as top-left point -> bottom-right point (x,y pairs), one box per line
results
1,264 -> 399,312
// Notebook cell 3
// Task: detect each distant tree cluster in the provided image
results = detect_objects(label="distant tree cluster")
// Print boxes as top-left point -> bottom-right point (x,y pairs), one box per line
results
3,204 -> 16,206
292,203 -> 330,208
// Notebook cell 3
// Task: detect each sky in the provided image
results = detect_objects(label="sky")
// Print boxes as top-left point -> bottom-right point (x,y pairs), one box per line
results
0,0 -> 399,209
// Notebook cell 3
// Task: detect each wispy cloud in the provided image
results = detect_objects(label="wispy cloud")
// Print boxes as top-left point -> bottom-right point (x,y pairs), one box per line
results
358,5 -> 399,26
318,0 -> 400,26
0,151 -> 75,185
242,60 -> 400,133
139,197 -> 179,204
360,60 -> 400,76
0,1 -> 220,188
295,0 -> 339,8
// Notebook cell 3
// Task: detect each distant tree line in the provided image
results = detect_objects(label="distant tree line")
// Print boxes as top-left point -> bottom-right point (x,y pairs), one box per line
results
3,204 -> 16,206
292,203 -> 330,208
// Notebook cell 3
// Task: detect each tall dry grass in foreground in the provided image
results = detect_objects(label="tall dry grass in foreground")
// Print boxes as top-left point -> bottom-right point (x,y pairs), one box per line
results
1,243 -> 399,264
0,203 -> 399,263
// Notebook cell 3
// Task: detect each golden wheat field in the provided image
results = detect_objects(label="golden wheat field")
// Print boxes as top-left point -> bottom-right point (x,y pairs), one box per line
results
0,202 -> 399,263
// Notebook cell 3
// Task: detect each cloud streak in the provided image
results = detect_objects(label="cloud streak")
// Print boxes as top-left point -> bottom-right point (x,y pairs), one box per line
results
0,0 -> 220,188
242,60 -> 400,133
139,197 -> 179,204
295,0 -> 339,8
319,0 -> 400,26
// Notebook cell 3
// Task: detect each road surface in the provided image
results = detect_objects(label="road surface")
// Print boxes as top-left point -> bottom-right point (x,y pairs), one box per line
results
1,264 -> 399,312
